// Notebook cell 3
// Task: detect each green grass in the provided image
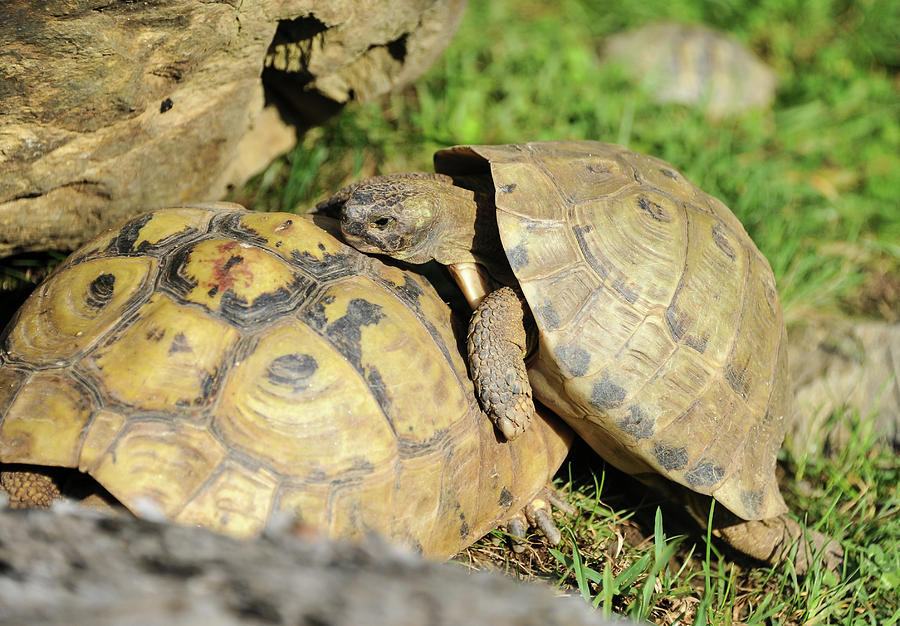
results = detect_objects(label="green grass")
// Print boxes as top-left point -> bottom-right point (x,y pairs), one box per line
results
234,0 -> 900,622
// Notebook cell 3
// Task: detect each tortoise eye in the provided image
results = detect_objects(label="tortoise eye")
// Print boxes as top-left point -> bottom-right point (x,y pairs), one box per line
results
371,216 -> 395,229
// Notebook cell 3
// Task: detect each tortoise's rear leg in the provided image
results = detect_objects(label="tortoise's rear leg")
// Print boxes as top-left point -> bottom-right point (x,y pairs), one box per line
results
713,512 -> 843,575
686,493 -> 843,574
0,465 -> 62,508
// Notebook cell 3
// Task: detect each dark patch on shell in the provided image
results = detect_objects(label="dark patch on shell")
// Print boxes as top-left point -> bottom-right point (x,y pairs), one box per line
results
618,405 -> 654,439
301,297 -> 398,430
168,332 -> 192,355
266,353 -> 318,391
214,213 -> 270,247
459,519 -> 469,538
741,489 -> 763,518
85,273 -> 116,309
534,302 -> 560,331
498,183 -> 517,193
506,244 -> 529,271
572,224 -> 609,280
590,373 -> 627,410
554,344 -> 591,377
661,169 -> 678,179
612,279 -> 638,304
684,461 -> 725,488
145,327 -> 165,342
683,333 -> 708,354
216,284 -> 304,328
666,303 -> 708,353
498,486 -> 514,508
325,299 -> 386,356
385,274 -> 426,314
222,254 -> 244,273
711,225 -> 735,261
163,241 -> 316,328
159,97 -> 173,113
664,303 -> 687,341
724,360 -> 750,398
637,197 -> 670,222
290,248 -> 360,281
199,369 -> 218,404
653,443 -> 688,470
110,212 -> 154,253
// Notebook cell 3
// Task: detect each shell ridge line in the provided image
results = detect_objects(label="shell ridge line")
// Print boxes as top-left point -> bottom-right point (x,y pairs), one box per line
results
297,294 -> 399,440
680,378 -> 759,485
707,325 -> 787,507
64,368 -> 109,466
206,408 -> 287,478
569,191 -> 671,312
573,301 -> 671,388
433,423 -> 465,545
624,157 -> 765,272
0,366 -> 29,427
660,241 -> 764,466
700,252 -> 775,467
707,425 -> 754,510
718,249 -> 754,399
682,200 -> 770,269
368,273 -> 470,393
651,266 -> 756,484
662,201 -> 691,342
505,247 -> 582,283
598,322 -> 681,426
170,459 -> 230,521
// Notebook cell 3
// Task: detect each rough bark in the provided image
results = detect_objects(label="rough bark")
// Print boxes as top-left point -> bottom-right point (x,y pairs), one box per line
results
0,507 -> 623,625
0,0 -> 466,256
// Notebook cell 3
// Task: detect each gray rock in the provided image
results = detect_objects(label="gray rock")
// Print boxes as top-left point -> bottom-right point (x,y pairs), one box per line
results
601,22 -> 776,118
788,320 -> 900,455
0,506 -> 625,625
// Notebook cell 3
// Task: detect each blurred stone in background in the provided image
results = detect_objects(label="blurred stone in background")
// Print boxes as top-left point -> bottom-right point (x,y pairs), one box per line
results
600,22 -> 776,119
788,320 -> 900,455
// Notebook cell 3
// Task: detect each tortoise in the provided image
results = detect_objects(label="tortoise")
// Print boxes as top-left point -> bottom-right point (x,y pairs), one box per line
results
0,202 -> 573,559
601,22 -> 776,118
321,140 -> 842,572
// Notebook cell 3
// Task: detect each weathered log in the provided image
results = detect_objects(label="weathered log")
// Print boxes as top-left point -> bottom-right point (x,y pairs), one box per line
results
0,507 -> 623,625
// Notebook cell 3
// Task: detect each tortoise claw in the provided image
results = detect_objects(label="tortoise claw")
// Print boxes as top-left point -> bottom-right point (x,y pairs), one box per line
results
505,512 -> 529,553
503,486 -> 576,552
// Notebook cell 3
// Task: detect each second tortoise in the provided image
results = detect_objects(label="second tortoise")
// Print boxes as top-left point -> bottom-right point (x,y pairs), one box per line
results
323,140 -> 842,573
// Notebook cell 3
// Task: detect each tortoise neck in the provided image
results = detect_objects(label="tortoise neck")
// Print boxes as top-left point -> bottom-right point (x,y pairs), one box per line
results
435,184 -> 510,280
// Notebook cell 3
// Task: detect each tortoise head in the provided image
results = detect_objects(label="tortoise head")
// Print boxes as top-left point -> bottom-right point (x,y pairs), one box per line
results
338,173 -> 480,266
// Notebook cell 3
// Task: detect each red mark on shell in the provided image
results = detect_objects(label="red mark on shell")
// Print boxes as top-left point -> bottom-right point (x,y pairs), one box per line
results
198,241 -> 255,296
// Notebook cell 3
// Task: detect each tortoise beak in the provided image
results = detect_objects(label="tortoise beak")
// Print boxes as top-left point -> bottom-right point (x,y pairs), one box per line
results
339,211 -> 377,252
342,232 -> 383,254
